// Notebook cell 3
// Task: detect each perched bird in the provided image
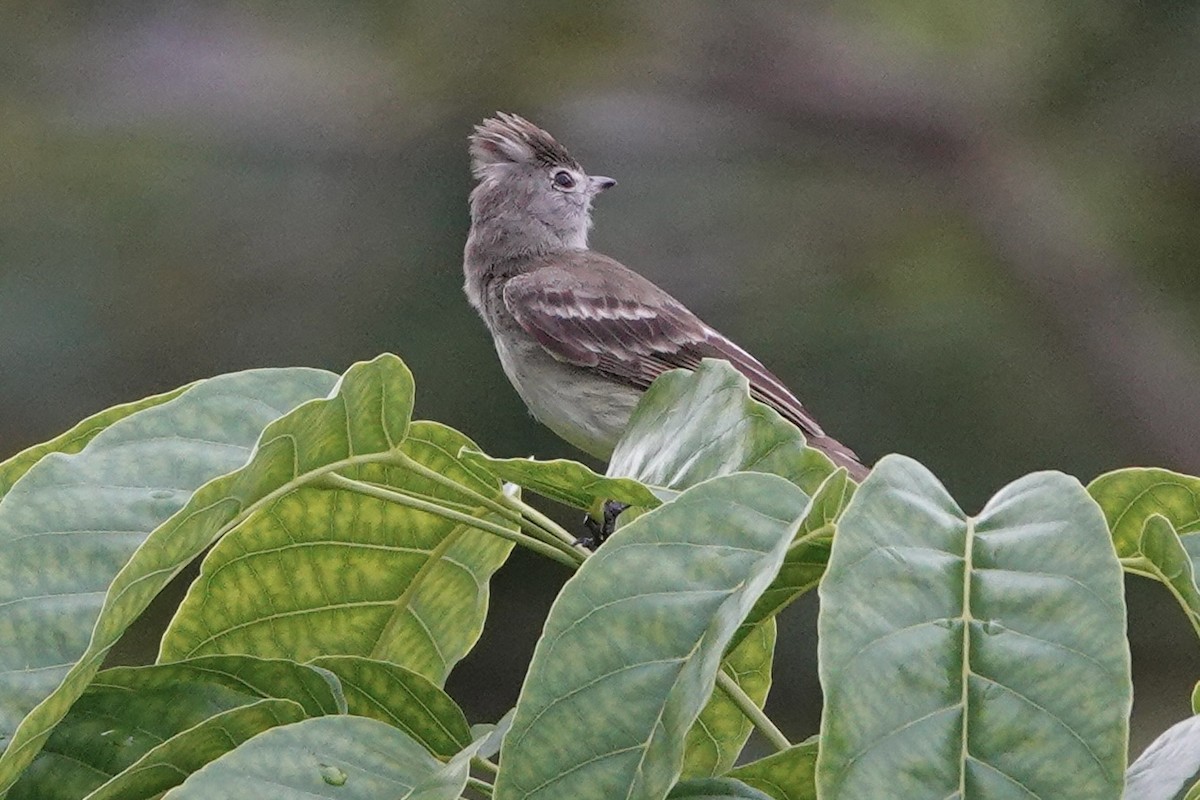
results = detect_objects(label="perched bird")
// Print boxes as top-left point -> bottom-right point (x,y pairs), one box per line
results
462,112 -> 868,489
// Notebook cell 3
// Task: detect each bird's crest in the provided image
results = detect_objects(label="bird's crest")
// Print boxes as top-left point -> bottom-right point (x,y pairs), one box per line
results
469,113 -> 580,177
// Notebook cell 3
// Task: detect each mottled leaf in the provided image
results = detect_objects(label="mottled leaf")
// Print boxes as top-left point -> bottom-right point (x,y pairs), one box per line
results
160,420 -> 513,685
1089,468 -> 1200,639
495,472 -> 806,800
0,367 -> 336,791
682,619 -> 776,779
728,738 -> 819,800
308,656 -> 471,758
0,384 -> 192,499
818,455 -> 1130,799
1088,467 -> 1200,556
731,468 -> 853,651
9,655 -> 340,800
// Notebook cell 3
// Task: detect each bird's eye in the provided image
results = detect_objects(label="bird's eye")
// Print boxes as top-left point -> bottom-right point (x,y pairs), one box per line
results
552,170 -> 576,189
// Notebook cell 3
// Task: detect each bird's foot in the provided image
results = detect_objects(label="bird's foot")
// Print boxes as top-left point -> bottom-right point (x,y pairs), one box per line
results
576,500 -> 631,550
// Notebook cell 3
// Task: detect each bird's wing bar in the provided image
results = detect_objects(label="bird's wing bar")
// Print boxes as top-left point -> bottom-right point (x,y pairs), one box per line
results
501,258 -> 830,442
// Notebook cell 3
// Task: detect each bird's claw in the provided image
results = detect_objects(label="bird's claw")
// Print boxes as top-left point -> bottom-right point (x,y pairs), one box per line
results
576,500 -> 630,550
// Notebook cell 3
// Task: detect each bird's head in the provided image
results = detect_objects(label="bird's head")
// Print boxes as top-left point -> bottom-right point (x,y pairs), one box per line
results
468,113 -> 616,252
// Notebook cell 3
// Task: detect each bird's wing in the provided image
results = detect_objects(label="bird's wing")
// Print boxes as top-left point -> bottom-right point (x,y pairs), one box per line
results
501,252 -> 834,445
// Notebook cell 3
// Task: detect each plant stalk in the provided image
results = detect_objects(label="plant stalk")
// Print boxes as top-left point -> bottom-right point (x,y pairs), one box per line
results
472,756 -> 500,777
495,490 -> 589,556
321,473 -> 579,568
388,451 -> 581,560
715,670 -> 791,751
466,776 -> 494,797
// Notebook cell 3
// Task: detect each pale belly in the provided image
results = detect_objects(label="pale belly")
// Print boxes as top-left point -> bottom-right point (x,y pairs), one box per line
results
491,329 -> 642,460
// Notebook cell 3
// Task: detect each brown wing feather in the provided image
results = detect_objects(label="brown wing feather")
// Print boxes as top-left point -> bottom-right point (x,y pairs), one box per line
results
502,252 -> 867,477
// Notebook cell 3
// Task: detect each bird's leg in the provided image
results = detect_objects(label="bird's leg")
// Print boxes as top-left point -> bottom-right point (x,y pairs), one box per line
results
577,500 -> 631,550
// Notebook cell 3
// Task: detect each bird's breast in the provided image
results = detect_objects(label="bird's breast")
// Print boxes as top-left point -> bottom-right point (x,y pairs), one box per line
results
490,326 -> 641,460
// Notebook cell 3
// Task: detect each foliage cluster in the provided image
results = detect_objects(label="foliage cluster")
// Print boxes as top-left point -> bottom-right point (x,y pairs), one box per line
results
0,354 -> 1196,798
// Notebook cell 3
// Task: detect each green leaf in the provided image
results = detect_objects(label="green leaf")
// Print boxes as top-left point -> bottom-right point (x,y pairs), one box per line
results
682,619 -> 776,779
162,715 -> 476,799
0,384 -> 194,500
1087,467 -> 1200,556
159,420 -> 513,684
87,700 -> 308,800
10,656 -> 343,799
728,739 -> 819,800
92,655 -> 345,716
1136,514 -> 1200,640
1192,680 -> 1200,715
13,692 -> 307,800
308,656 -> 471,759
608,360 -> 836,495
730,468 -> 853,651
666,777 -> 774,799
1125,714 -> 1200,799
495,472 -> 807,800
459,450 -> 663,514
1089,468 -> 1200,639
0,366 -> 337,791
817,455 -> 1131,799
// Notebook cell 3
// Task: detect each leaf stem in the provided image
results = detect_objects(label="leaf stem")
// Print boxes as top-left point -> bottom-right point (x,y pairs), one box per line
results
496,490 -> 589,554
321,473 -> 580,568
390,451 -> 526,526
467,776 -> 495,797
715,670 -> 790,751
472,756 -> 500,776
389,451 -> 581,561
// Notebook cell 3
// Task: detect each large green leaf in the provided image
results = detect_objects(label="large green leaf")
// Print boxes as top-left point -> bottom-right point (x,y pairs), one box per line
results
0,366 -> 337,791
495,472 -> 806,800
607,360 -> 836,495
10,681 -> 307,800
459,451 -> 663,514
730,468 -> 852,651
817,455 -> 1131,799
163,715 -> 478,799
62,655 -> 346,800
0,384 -> 193,499
682,619 -> 776,779
1088,467 -> 1200,554
666,777 -> 774,799
308,656 -> 472,759
727,739 -> 819,800
1089,468 -> 1200,639
159,420 -> 513,684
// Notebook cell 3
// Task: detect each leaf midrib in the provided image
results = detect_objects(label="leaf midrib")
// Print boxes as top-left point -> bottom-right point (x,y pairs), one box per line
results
957,515 -> 975,797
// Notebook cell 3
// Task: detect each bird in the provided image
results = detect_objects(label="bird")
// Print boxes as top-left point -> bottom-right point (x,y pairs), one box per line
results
462,113 -> 868,519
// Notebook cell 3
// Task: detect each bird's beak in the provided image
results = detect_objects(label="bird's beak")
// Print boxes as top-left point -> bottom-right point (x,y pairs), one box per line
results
590,176 -> 617,193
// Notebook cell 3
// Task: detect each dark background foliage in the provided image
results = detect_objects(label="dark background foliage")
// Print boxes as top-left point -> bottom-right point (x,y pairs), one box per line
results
2,1 -> 1197,753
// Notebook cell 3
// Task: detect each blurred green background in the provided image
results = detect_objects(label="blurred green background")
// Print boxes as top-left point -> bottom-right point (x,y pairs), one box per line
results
2,1 -> 1198,755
